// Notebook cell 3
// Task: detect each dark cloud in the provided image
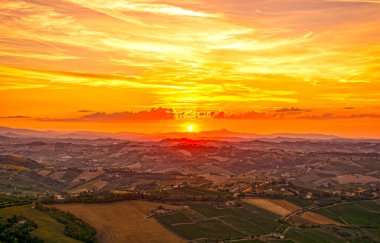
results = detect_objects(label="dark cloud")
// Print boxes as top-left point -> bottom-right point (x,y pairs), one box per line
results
296,113 -> 380,119
81,107 -> 176,121
276,107 -> 310,113
77,110 -> 94,113
296,113 -> 335,119
0,115 -> 31,119
37,118 -> 82,122
212,111 -> 268,119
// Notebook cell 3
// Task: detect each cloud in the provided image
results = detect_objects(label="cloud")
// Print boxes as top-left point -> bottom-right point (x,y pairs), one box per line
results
296,113 -> 380,119
327,0 -> 380,3
81,107 -> 176,121
212,111 -> 268,120
276,107 -> 311,113
1,0 -> 380,115
0,115 -> 31,119
77,110 -> 94,113
69,0 -> 219,18
33,106 -> 380,122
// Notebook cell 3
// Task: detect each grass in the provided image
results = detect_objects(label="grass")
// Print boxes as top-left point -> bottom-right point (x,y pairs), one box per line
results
51,201 -> 185,243
37,204 -> 96,242
239,202 -> 281,231
171,219 -> 244,240
312,208 -> 345,224
287,198 -> 313,207
0,205 -> 80,243
286,228 -> 345,243
355,199 -> 380,211
189,202 -> 228,217
315,200 -> 380,227
189,202 -> 280,231
219,216 -> 264,235
366,228 -> 380,240
4,164 -> 29,171
166,187 -> 229,197
155,211 -> 192,225
156,202 -> 280,241
224,240 -> 264,243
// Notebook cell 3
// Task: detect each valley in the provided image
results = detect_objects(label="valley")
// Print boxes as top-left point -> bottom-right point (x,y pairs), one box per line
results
0,128 -> 379,242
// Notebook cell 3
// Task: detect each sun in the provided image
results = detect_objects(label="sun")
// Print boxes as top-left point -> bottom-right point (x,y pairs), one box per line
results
187,125 -> 195,132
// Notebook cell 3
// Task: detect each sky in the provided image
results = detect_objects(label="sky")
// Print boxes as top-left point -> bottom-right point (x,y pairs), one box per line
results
1,0 -> 380,137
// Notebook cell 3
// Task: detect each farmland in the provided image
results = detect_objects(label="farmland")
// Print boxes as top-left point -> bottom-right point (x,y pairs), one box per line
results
0,133 -> 380,242
154,198 -> 380,242
243,198 -> 342,226
314,199 -> 380,227
0,205 -> 79,243
243,199 -> 300,216
51,201 -> 185,243
298,212 -> 341,225
285,228 -> 345,243
155,202 -> 280,241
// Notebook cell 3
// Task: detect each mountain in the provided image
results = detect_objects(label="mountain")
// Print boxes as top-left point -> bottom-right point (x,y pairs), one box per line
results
0,155 -> 42,169
152,129 -> 340,141
0,126 -> 342,142
0,126 -> 150,141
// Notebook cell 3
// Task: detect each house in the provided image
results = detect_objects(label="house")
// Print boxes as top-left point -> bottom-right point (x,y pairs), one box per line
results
225,200 -> 239,207
305,192 -> 313,199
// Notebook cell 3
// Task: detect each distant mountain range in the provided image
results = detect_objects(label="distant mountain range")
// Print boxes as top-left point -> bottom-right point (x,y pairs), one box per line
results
0,126 -> 347,142
151,128 -> 342,141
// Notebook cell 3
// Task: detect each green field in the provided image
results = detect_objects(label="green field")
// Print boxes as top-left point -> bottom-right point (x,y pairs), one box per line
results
171,219 -> 244,240
314,199 -> 380,227
286,198 -> 313,207
164,186 -> 229,197
156,202 -> 280,240
156,211 -> 192,225
366,228 -> 380,239
189,202 -> 280,231
221,239 -> 264,243
0,194 -> 32,208
285,228 -> 345,243
219,216 -> 264,235
0,205 -> 80,243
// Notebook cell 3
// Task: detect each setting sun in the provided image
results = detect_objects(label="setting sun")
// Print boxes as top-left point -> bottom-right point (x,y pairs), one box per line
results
187,125 -> 195,132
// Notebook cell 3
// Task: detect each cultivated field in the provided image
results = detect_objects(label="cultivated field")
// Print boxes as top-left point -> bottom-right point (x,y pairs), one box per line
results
155,202 -> 280,240
0,205 -> 79,243
38,169 -> 51,176
335,174 -> 380,184
4,164 -> 29,171
314,199 -> 380,227
243,199 -> 300,216
73,170 -> 104,182
51,200 -> 186,243
50,171 -> 66,180
299,211 -> 342,225
70,179 -> 109,194
286,228 -> 345,243
244,198 -> 342,226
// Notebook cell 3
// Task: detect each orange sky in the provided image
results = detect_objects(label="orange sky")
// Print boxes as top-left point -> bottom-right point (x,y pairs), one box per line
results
1,0 -> 380,137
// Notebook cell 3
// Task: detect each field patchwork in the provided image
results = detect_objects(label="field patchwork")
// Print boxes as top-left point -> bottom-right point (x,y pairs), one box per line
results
155,202 -> 281,241
0,205 -> 79,243
286,228 -> 345,243
51,200 -> 185,243
298,211 -> 342,225
314,199 -> 380,227
243,198 -> 301,216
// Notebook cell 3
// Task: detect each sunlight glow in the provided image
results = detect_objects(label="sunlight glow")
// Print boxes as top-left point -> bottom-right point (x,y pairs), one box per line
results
187,125 -> 195,132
